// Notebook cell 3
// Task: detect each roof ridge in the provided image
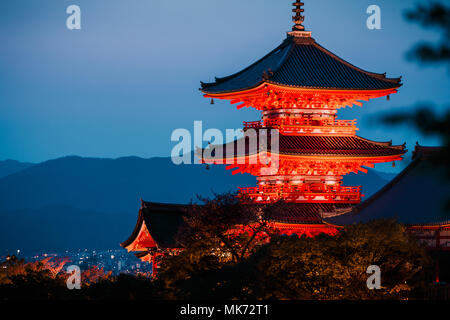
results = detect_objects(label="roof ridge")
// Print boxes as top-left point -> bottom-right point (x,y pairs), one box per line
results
355,135 -> 406,149
311,41 -> 402,84
353,156 -> 421,214
267,37 -> 296,81
200,38 -> 291,90
268,36 -> 302,82
143,200 -> 189,207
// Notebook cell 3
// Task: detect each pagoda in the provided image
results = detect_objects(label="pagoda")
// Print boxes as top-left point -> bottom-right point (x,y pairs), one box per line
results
121,1 -> 409,270
199,1 -> 406,235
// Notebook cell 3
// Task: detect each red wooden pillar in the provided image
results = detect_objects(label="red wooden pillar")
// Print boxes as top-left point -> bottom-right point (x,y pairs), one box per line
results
435,229 -> 441,283
151,255 -> 158,278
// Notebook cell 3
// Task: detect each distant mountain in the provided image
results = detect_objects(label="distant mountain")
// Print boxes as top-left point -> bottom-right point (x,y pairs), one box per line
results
0,205 -> 128,255
0,155 -> 393,255
0,159 -> 34,178
0,155 -> 255,254
0,155 -> 256,213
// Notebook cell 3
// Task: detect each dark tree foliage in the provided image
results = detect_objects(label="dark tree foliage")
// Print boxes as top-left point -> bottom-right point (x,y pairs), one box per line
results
158,220 -> 431,300
0,206 -> 432,300
0,256 -> 71,300
154,194 -> 432,300
381,1 -> 450,212
0,260 -> 160,300
384,1 -> 450,144
156,193 -> 279,298
245,220 -> 431,300
382,104 -> 450,177
84,274 -> 159,300
176,193 -> 278,263
0,270 -> 68,300
405,2 -> 450,66
0,256 -> 160,300
384,1 -> 450,145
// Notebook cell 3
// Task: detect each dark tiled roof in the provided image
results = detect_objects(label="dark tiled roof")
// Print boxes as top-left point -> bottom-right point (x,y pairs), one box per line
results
141,202 -> 187,248
121,201 -> 187,249
326,145 -> 450,227
279,136 -> 405,156
201,36 -> 401,94
122,201 -> 352,249
267,203 -> 353,224
202,133 -> 406,159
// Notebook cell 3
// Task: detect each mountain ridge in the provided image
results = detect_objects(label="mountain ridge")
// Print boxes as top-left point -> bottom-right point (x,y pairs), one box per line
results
0,155 -> 394,254
0,159 -> 35,179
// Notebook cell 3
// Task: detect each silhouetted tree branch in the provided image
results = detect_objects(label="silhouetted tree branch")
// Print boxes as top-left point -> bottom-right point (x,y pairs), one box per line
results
405,2 -> 450,66
380,1 -> 450,214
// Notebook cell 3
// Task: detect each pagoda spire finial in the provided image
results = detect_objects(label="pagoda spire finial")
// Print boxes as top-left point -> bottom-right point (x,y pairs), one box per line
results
288,1 -> 311,38
292,1 -> 305,31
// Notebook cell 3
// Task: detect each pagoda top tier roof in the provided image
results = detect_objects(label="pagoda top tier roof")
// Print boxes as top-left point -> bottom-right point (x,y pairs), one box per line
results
200,35 -> 402,95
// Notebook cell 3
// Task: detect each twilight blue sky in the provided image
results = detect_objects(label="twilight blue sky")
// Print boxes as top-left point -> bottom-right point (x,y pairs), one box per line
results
0,0 -> 449,172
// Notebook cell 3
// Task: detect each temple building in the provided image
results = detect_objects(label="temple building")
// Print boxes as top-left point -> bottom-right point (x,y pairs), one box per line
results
121,2 -> 448,277
327,145 -> 450,234
121,202 -> 186,275
327,144 -> 450,282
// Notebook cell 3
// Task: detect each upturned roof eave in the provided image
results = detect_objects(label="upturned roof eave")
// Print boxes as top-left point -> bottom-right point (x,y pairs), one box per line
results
201,152 -> 407,162
120,208 -> 145,249
199,135 -> 407,161
200,81 -> 402,97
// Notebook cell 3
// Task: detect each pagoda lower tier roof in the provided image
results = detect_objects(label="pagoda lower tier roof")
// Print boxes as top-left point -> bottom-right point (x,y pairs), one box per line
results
121,201 -> 354,251
326,145 -> 450,227
201,36 -> 401,95
267,203 -> 353,224
201,133 -> 406,160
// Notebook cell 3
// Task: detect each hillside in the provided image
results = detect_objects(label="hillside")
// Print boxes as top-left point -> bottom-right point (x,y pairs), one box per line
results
0,159 -> 34,178
0,155 -> 393,254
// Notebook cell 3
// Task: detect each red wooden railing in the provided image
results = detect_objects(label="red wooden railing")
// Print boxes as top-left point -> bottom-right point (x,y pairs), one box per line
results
238,184 -> 362,203
239,184 -> 361,194
243,118 -> 357,130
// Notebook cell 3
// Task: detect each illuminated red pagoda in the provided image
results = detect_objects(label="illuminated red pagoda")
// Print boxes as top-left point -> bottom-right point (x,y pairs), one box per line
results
121,2 -> 409,270
199,1 -> 406,235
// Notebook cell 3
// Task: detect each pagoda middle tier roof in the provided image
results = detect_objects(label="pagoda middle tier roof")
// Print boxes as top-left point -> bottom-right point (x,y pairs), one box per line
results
201,36 -> 401,95
201,133 -> 406,160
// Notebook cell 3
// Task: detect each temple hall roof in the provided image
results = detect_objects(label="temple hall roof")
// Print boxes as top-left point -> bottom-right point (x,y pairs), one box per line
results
201,36 -> 402,94
121,201 -> 351,251
121,201 -> 187,250
326,145 -> 450,227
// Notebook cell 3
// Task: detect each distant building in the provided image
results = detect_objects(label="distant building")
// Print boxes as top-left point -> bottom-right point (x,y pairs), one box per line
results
121,202 -> 186,275
327,145 -> 450,282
